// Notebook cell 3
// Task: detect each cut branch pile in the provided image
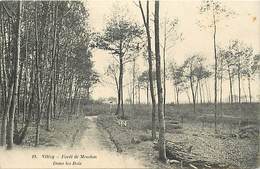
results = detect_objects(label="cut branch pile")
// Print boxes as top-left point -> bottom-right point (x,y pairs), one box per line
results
154,140 -> 235,169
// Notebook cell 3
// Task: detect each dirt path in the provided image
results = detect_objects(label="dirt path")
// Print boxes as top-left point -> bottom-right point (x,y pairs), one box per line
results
71,115 -> 146,168
74,116 -> 116,151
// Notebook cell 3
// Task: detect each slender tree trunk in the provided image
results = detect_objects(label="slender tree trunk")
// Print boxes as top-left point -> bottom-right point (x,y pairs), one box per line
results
116,54 -> 123,116
242,80 -> 248,102
132,58 -> 135,107
1,83 -> 13,147
163,19 -> 166,117
176,87 -> 179,105
17,62 -> 23,121
189,75 -> 196,114
119,55 -> 124,118
0,6 -> 7,146
51,2 -> 58,121
116,82 -> 120,115
155,0 -> 167,162
68,75 -> 73,121
35,2 -> 43,147
248,75 -> 252,103
201,80 -> 206,103
115,75 -> 120,114
139,0 -> 156,140
238,67 -> 241,104
228,68 -> 233,104
146,83 -> 149,104
6,1 -> 22,150
220,71 -> 223,120
47,77 -> 52,131
138,83 -> 141,104
22,14 -> 29,126
0,6 -> 2,111
213,10 -> 218,133
199,81 -> 203,104
205,80 -> 209,103
17,68 -> 35,145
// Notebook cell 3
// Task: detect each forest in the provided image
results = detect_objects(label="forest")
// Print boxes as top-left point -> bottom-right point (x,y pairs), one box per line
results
0,1 -> 259,169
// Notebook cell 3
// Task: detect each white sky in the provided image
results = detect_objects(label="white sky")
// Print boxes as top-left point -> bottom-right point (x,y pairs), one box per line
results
85,0 -> 260,103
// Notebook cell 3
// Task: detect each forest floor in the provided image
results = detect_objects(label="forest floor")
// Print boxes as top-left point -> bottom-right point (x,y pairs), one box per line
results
0,103 -> 259,169
97,111 -> 259,169
0,115 -> 146,168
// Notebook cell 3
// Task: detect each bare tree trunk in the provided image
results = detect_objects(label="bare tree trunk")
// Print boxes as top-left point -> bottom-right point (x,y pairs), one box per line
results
1,83 -> 13,147
47,77 -> 52,131
115,76 -> 120,114
119,54 -> 124,118
163,18 -> 166,117
146,82 -> 149,104
68,75 -> 73,121
201,80 -> 206,103
116,83 -> 120,115
116,47 -> 123,116
22,14 -> 29,126
17,69 -> 35,145
213,9 -> 218,133
50,1 -> 58,122
155,0 -> 167,162
176,87 -> 179,105
248,75 -> 252,103
35,2 -> 43,147
238,67 -> 241,104
199,81 -> 202,104
17,62 -> 23,121
228,68 -> 233,104
138,83 -> 141,104
132,58 -> 136,107
6,1 -> 22,150
139,0 -> 156,140
189,75 -> 196,114
0,6 -> 7,146
219,71 -> 223,121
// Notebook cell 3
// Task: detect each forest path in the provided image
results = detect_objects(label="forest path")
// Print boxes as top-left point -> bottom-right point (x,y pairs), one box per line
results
0,115 -> 146,169
69,115 -> 146,168
73,116 -> 114,151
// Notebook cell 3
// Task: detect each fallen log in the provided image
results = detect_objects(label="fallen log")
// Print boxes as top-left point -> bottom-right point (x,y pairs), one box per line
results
154,140 -> 232,169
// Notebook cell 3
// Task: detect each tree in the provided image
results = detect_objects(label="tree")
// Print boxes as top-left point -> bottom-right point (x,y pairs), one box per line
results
168,61 -> 188,105
0,1 -> 96,148
220,47 -> 236,103
199,0 -> 234,133
217,49 -> 225,105
182,55 -> 210,113
138,70 -> 156,104
97,6 -> 143,118
138,0 -> 157,140
160,17 -> 181,115
246,54 -> 260,102
6,1 -> 22,149
227,40 -> 253,104
154,0 -> 167,162
105,62 -> 119,106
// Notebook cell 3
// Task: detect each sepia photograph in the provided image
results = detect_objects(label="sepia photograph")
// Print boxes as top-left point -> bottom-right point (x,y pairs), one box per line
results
0,0 -> 259,168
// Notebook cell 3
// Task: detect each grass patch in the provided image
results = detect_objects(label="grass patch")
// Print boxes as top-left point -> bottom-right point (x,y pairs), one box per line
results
22,116 -> 89,148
